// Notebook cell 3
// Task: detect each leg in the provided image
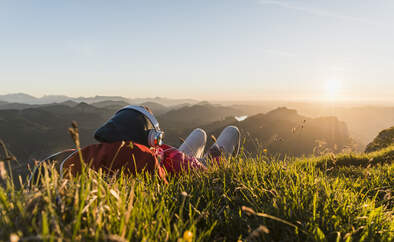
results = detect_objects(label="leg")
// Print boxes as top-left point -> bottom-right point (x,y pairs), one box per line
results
178,128 -> 207,158
205,125 -> 240,158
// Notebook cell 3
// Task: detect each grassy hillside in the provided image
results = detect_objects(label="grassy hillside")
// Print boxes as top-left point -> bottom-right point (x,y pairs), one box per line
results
365,126 -> 394,153
0,145 -> 392,241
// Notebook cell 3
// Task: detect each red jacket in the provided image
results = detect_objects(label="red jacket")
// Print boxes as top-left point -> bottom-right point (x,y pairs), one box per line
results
155,144 -> 206,173
62,141 -> 207,182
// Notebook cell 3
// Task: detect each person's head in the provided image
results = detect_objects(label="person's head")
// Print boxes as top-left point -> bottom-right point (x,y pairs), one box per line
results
94,105 -> 163,147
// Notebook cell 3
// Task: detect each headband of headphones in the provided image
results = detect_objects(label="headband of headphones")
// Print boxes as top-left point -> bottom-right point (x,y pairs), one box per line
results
116,105 -> 161,131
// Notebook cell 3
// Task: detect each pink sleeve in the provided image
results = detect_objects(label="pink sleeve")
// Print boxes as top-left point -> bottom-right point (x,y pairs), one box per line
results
158,144 -> 206,174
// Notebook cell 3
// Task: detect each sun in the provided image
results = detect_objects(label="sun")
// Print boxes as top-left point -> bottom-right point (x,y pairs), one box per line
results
324,79 -> 342,100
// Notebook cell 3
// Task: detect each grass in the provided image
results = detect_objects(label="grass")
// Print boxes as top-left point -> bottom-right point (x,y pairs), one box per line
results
0,145 -> 393,241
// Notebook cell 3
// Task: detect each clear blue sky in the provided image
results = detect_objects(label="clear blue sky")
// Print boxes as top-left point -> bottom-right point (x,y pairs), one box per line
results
1,0 -> 393,102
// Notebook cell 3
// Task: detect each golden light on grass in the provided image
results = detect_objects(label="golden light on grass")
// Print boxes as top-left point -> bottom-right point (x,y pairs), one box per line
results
0,161 -> 7,180
182,230 -> 193,242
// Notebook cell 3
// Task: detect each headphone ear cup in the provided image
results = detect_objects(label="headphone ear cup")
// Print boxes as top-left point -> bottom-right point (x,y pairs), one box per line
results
147,130 -> 155,147
147,129 -> 164,147
156,131 -> 164,146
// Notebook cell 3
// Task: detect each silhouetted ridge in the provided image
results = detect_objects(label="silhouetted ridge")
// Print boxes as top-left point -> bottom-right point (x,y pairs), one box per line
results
139,102 -> 170,115
75,102 -> 100,112
199,107 -> 352,156
365,126 -> 394,153
91,100 -> 130,109
59,100 -> 79,107
0,93 -> 38,104
264,107 -> 303,122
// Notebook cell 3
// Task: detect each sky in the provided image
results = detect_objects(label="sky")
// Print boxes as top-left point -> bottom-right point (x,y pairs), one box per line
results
0,0 -> 393,102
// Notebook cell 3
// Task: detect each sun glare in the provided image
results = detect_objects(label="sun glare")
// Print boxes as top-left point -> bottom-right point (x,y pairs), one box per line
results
324,79 -> 342,101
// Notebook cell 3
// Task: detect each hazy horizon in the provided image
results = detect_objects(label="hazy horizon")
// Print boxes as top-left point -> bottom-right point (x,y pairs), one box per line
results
1,91 -> 394,107
1,0 -> 393,102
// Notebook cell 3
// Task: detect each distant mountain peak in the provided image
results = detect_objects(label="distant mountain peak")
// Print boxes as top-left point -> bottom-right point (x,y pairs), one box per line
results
74,102 -> 99,112
0,93 -> 38,104
196,101 -> 211,106
267,107 -> 298,115
1,93 -> 36,98
140,101 -> 167,107
264,107 -> 302,120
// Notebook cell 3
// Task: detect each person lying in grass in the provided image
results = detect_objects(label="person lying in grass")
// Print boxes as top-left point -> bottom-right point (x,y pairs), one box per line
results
61,105 -> 240,181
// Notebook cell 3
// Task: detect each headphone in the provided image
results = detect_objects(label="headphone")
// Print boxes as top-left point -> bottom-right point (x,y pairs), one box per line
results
116,105 -> 164,147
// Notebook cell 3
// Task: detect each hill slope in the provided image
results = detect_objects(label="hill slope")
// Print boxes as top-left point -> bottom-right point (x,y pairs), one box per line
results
0,104 -> 114,161
365,126 -> 394,153
199,107 -> 353,156
0,144 -> 392,241
158,102 -> 243,127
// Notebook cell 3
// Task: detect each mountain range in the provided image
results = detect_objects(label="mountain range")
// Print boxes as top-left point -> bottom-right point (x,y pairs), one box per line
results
0,101 -> 357,164
0,93 -> 393,159
0,93 -> 198,106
